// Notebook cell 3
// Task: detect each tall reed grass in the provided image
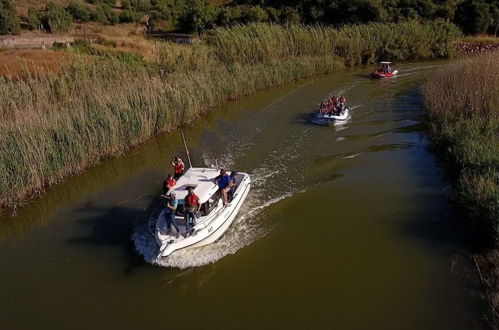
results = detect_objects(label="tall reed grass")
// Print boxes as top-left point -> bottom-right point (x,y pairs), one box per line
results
423,52 -> 499,244
207,20 -> 460,66
0,21 -> 460,208
423,52 -> 499,329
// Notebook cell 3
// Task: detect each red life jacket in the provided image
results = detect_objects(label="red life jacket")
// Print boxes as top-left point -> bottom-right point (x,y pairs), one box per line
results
339,97 -> 346,103
174,161 -> 184,174
166,177 -> 176,187
185,193 -> 198,206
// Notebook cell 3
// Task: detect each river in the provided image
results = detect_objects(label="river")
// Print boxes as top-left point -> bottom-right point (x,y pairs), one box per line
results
0,61 -> 485,329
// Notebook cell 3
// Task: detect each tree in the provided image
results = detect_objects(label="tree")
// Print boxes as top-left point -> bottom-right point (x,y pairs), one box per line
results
455,0 -> 491,34
177,0 -> 216,33
280,6 -> 301,24
0,0 -> 20,35
38,2 -> 73,33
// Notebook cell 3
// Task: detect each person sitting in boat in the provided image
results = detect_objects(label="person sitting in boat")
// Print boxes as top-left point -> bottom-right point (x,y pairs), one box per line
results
163,174 -> 176,194
332,95 -> 338,106
215,169 -> 231,205
339,95 -> 346,104
320,102 -> 327,114
172,156 -> 185,180
227,171 -> 238,201
161,191 -> 180,236
184,187 -> 200,236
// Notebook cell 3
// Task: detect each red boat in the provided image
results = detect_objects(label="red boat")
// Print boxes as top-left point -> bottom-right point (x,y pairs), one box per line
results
371,61 -> 398,78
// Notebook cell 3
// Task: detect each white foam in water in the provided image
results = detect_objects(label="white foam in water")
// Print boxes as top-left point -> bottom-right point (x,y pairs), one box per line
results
133,164 -> 298,269
134,113 -> 310,268
341,152 -> 362,159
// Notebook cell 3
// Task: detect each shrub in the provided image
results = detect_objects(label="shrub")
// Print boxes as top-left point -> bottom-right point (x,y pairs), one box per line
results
90,4 -> 119,24
0,0 -> 20,35
66,1 -> 91,22
119,9 -> 141,23
280,7 -> 301,24
107,9 -> 119,25
177,0 -> 217,33
27,7 -> 42,30
40,2 -> 73,33
241,6 -> 268,23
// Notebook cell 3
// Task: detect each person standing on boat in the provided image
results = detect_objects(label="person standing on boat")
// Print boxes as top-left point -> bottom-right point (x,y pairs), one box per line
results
215,169 -> 231,205
161,192 -> 180,236
227,171 -> 237,201
184,187 -> 200,235
163,174 -> 176,194
172,156 -> 185,180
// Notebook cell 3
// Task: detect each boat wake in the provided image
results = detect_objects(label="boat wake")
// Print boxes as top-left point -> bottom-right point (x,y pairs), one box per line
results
133,106 -> 311,268
132,165 -> 299,269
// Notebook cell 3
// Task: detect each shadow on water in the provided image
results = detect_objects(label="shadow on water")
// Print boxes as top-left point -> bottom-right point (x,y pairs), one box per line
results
67,199 -> 159,275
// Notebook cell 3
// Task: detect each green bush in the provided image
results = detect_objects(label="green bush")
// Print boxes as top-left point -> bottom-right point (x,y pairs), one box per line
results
90,4 -> 118,25
27,7 -> 42,30
66,1 -> 91,22
40,2 -> 73,33
107,10 -> 119,25
119,9 -> 141,23
177,0 -> 217,34
0,0 -> 20,35
241,6 -> 268,23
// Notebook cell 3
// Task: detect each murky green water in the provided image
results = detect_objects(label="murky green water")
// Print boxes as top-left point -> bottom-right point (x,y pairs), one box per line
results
0,62 -> 484,329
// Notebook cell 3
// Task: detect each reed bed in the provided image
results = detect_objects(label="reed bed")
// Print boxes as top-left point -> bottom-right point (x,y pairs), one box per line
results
208,21 -> 460,66
423,52 -> 499,243
423,51 -> 499,329
0,22 -> 460,208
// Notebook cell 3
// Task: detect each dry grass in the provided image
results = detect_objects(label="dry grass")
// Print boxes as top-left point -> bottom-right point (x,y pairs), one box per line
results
423,53 -> 499,120
458,35 -> 499,44
423,52 -> 499,327
71,23 -> 158,60
0,49 -> 66,77
0,22 -> 460,208
0,35 -> 343,208
15,0 -> 88,16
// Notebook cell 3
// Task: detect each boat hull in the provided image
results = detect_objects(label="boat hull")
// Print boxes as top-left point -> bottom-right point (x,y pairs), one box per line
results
371,70 -> 398,78
316,108 -> 350,122
155,174 -> 251,259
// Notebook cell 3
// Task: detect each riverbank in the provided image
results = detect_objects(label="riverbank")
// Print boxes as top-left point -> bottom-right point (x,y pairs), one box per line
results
455,36 -> 499,56
422,52 -> 499,328
0,21 -> 460,209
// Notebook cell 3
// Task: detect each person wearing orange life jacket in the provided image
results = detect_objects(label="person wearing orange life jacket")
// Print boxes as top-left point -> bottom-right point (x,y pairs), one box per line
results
184,187 -> 201,236
172,156 -> 185,180
162,174 -> 176,194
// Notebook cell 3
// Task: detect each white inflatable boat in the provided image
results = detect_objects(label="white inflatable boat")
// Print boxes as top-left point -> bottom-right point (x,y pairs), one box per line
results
316,107 -> 350,121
